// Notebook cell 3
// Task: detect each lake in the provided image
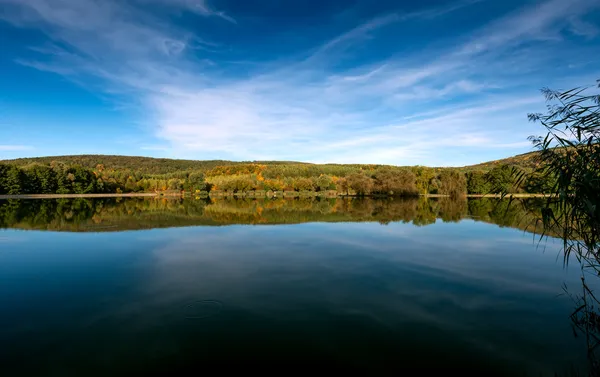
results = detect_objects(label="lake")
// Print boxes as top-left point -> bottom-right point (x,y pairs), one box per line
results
0,197 -> 593,376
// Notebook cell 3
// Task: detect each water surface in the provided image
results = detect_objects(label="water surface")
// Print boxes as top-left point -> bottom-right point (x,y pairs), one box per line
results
0,198 -> 591,376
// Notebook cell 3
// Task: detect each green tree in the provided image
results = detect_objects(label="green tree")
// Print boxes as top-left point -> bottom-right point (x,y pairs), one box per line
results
523,171 -> 555,194
466,171 -> 491,194
487,165 -> 522,193
315,175 -> 333,192
29,165 -> 58,194
184,172 -> 206,192
0,164 -> 9,194
4,166 -> 25,195
412,166 -> 437,194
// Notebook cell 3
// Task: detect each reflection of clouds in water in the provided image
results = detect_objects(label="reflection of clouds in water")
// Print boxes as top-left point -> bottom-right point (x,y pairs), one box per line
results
5,220 -> 578,375
135,222 -> 574,332
124,222 -> 578,374
0,236 -> 24,243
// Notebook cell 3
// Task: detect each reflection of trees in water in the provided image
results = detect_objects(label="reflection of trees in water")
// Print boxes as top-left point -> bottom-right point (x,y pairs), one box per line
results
0,197 -> 549,233
372,199 -> 417,225
438,197 -> 468,223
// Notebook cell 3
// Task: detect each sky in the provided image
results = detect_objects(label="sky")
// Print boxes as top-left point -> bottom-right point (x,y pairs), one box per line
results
0,0 -> 599,166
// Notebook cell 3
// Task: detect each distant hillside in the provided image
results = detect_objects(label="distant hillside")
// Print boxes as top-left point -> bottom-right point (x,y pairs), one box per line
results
461,151 -> 541,172
1,152 -> 540,173
0,155 -> 305,175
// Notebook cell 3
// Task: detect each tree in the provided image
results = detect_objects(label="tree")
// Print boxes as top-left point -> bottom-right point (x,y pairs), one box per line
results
0,164 -> 11,194
523,171 -> 555,194
184,172 -> 206,192
337,177 -> 349,195
466,171 -> 491,194
487,165 -> 522,193
315,175 -> 332,192
412,166 -> 437,194
438,170 -> 466,198
346,173 -> 373,196
372,167 -> 418,196
4,166 -> 25,195
167,178 -> 183,191
293,177 -> 314,191
29,165 -> 58,194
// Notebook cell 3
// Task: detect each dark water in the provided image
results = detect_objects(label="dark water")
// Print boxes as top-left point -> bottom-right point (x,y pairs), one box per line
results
0,198 -> 593,376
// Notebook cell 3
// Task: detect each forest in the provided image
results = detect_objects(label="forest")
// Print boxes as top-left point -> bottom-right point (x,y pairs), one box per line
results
0,153 -> 555,196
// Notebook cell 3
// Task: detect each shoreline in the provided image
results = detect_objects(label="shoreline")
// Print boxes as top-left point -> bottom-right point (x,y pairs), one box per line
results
0,193 -> 552,200
425,194 -> 551,198
0,193 -> 181,199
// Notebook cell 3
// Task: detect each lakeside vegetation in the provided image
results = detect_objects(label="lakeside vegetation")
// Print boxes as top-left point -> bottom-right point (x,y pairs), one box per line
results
0,152 -> 555,197
521,81 -> 600,375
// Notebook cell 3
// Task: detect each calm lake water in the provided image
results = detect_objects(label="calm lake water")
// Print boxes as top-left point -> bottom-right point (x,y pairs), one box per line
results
0,197 -> 593,376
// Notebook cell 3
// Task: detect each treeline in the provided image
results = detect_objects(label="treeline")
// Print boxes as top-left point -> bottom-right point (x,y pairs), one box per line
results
0,159 -> 555,196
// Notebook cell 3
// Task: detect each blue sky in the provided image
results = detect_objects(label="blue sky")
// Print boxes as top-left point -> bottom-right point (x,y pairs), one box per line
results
0,0 -> 599,166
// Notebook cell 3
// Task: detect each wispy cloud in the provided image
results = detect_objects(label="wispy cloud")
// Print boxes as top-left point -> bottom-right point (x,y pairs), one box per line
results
140,145 -> 170,151
0,145 -> 34,151
0,0 -> 598,165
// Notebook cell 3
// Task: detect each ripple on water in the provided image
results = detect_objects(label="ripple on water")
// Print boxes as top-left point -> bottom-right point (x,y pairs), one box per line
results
184,300 -> 223,319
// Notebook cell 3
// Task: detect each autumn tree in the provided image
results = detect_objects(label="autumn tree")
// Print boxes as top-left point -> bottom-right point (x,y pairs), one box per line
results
346,173 -> 373,196
438,170 -> 467,198
372,167 -> 418,196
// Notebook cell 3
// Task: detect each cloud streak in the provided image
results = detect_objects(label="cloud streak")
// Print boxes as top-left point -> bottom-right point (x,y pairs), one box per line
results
0,145 -> 34,151
1,0 -> 599,165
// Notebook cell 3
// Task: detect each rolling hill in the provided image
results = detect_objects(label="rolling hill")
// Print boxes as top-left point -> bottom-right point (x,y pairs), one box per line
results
0,155 -> 307,175
1,151 -> 541,174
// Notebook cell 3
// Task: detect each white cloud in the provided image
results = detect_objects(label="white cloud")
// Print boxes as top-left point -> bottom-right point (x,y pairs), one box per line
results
568,16 -> 600,38
0,0 -> 598,165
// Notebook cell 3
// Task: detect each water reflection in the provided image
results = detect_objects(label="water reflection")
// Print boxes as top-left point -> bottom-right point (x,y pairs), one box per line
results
0,197 -> 591,376
0,197 -> 548,235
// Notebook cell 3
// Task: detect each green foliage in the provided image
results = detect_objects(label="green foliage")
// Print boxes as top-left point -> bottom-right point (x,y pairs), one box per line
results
2,155 -> 239,175
183,172 -> 207,193
0,164 -> 8,195
4,165 -> 25,195
466,171 -> 490,194
526,82 -> 600,255
314,175 -> 332,192
523,171 -> 556,194
486,165 -> 523,194
411,166 -> 437,194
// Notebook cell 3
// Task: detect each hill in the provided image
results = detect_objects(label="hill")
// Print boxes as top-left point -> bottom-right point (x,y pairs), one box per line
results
1,152 -> 540,173
462,151 -> 541,171
0,152 -> 550,196
0,155 -> 306,175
